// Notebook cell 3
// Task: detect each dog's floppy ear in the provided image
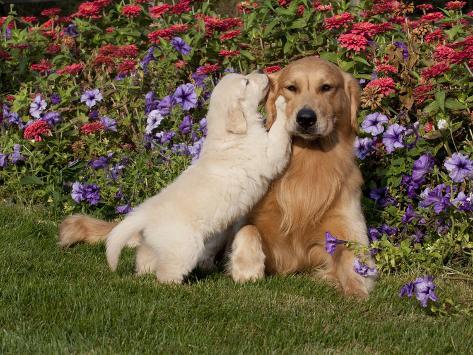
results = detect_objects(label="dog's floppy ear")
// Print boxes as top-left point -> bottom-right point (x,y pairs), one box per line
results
343,72 -> 361,132
264,71 -> 282,129
226,102 -> 247,134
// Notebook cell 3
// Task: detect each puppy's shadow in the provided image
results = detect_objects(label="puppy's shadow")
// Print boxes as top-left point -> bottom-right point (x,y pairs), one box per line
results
184,260 -> 227,284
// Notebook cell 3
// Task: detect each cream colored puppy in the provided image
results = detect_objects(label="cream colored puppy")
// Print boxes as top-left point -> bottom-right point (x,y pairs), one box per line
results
106,72 -> 292,283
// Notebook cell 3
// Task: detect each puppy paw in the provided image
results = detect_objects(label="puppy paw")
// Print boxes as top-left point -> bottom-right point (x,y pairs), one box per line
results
230,259 -> 265,283
275,95 -> 286,112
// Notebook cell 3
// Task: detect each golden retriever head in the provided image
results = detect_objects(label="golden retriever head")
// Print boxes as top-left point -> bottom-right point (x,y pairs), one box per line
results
265,57 -> 360,140
207,72 -> 269,136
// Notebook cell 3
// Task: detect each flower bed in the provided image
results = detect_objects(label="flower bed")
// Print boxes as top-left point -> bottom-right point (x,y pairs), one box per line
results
0,0 -> 472,311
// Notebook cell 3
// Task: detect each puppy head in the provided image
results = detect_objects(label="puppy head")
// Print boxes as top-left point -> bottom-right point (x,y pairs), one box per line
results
265,57 -> 360,140
208,72 -> 269,135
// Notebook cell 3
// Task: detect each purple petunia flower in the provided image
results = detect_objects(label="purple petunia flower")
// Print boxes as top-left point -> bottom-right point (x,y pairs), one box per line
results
29,95 -> 47,118
43,111 -> 62,126
199,117 -> 207,135
7,111 -> 24,129
116,203 -> 133,214
50,93 -> 61,105
141,47 -> 156,73
353,258 -> 377,277
100,116 -> 117,132
11,144 -> 24,164
368,227 -> 380,242
382,124 -> 405,153
411,229 -> 425,243
452,191 -> 472,212
354,137 -> 374,160
88,110 -> 99,120
394,41 -> 409,59
401,276 -> 438,308
325,232 -> 346,256
80,89 -> 103,108
189,137 -> 205,163
155,131 -> 175,144
369,187 -> 396,208
173,84 -> 198,111
170,37 -> 191,55
89,156 -> 109,170
71,182 -> 101,205
64,24 -> 79,37
420,184 -> 451,214
380,224 -> 398,236
0,153 -> 8,168
110,163 -> 125,181
401,204 -> 417,224
157,95 -> 174,116
444,153 -> 473,183
179,115 -> 192,134
361,112 -> 388,136
146,110 -> 164,134
192,71 -> 207,88
412,154 -> 434,184
145,91 -> 157,114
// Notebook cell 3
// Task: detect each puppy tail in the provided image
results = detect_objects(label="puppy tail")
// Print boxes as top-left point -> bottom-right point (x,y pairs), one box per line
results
59,214 -> 117,248
106,214 -> 143,271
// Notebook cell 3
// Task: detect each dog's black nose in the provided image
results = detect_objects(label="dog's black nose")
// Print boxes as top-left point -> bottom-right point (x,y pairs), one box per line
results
296,108 -> 317,129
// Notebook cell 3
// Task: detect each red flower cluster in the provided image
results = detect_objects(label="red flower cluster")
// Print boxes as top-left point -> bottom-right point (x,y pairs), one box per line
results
57,63 -> 84,75
314,4 -> 332,11
0,49 -> 12,61
366,77 -> 396,96
416,4 -> 433,11
75,2 -> 101,18
21,16 -> 38,23
147,24 -> 189,43
196,64 -> 220,75
421,12 -> 445,22
200,15 -> 242,36
264,65 -> 282,74
351,22 -> 392,37
118,60 -> 136,75
324,12 -> 353,30
99,44 -> 138,58
338,33 -> 368,52
421,62 -> 450,81
30,60 -> 53,73
220,30 -> 241,41
424,29 -> 445,43
445,1 -> 466,10
121,5 -> 142,17
41,8 -> 61,17
171,0 -> 191,15
297,5 -> 305,16
24,120 -> 51,142
80,121 -> 104,135
434,45 -> 456,61
219,50 -> 240,57
375,64 -> 398,74
46,44 -> 61,54
369,0 -> 401,16
149,4 -> 171,19
413,84 -> 434,104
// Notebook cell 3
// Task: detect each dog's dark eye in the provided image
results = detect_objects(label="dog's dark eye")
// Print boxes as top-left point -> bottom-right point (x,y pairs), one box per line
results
321,84 -> 332,92
286,85 -> 297,92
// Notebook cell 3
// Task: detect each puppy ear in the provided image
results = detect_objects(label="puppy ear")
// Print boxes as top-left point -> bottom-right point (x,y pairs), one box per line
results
343,72 -> 361,132
264,71 -> 282,129
226,103 -> 247,134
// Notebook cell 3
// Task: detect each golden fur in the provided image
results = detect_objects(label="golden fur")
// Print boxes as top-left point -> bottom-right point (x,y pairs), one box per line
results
229,57 -> 374,297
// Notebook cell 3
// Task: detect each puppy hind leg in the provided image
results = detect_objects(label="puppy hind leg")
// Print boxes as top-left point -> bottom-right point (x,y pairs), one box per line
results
135,243 -> 157,275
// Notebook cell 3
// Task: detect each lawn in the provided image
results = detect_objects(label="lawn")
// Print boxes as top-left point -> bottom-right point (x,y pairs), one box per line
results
1,204 -> 472,354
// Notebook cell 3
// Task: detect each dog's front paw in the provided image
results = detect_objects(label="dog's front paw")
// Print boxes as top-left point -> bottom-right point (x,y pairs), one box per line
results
275,95 -> 286,113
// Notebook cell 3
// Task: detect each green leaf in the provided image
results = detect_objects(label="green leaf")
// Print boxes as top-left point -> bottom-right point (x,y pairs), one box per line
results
423,100 -> 439,114
352,56 -> 370,66
283,39 -> 293,54
240,50 -> 255,61
263,19 -> 279,37
319,52 -> 338,64
20,176 -> 44,186
444,98 -> 466,111
289,18 -> 306,29
435,90 -> 445,112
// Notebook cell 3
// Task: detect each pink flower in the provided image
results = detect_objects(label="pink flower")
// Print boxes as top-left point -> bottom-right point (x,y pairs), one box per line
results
324,12 -> 353,30
421,12 -> 445,22
80,122 -> 105,135
366,77 -> 396,96
121,4 -> 142,17
220,30 -> 241,41
338,33 -> 368,52
149,4 -> 171,18
375,64 -> 398,74
434,45 -> 456,61
218,50 -> 240,57
56,63 -> 84,75
24,120 -> 51,142
424,29 -> 445,43
421,62 -> 450,81
445,1 -> 466,10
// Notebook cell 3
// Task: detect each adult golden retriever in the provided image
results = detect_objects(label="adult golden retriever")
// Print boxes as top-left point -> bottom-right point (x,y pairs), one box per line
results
228,57 -> 373,297
59,57 -> 373,297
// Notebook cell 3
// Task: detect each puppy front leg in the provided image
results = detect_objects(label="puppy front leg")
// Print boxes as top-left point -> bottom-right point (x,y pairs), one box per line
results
266,96 -> 292,174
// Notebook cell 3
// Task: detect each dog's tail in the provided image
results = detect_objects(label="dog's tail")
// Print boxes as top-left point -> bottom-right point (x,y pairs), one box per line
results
106,214 -> 144,271
58,214 -> 118,247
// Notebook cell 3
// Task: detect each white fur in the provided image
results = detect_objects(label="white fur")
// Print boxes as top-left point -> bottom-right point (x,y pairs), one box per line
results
106,73 -> 292,283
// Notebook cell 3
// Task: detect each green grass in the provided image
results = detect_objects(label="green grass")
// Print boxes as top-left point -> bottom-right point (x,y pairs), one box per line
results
1,204 -> 472,354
